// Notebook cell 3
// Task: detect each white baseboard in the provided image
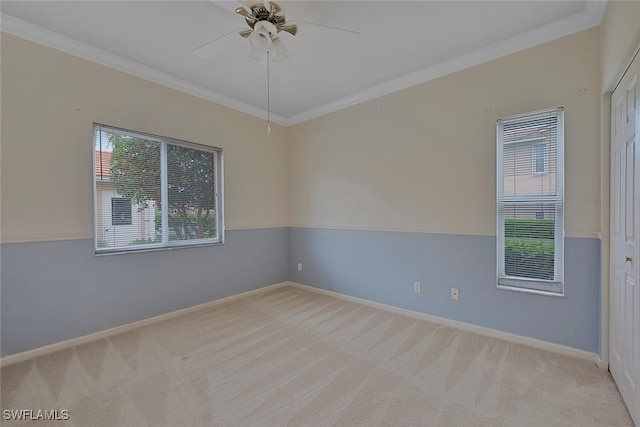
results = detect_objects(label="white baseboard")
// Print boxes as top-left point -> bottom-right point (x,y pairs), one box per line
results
595,354 -> 609,370
2,281 -> 604,369
288,282 -> 602,366
0,282 -> 288,368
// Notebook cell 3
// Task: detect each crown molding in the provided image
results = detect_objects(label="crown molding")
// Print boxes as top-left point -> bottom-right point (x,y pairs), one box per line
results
586,0 -> 608,25
2,2 -> 606,128
0,14 -> 288,126
285,3 -> 605,126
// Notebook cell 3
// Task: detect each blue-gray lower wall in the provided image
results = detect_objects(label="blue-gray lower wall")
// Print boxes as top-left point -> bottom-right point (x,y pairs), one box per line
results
288,227 -> 600,353
1,228 -> 288,356
2,226 -> 600,357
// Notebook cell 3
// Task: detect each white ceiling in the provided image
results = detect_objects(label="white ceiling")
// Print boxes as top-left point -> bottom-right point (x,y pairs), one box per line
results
1,1 -> 606,125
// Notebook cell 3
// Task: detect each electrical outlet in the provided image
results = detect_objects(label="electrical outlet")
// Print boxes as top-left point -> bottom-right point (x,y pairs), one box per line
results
414,282 -> 421,293
451,288 -> 459,301
297,262 -> 302,272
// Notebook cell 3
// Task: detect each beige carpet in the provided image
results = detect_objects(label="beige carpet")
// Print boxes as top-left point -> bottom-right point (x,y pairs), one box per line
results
0,285 -> 633,426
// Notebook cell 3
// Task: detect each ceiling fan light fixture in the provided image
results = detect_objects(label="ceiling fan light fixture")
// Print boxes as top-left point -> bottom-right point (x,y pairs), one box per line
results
249,27 -> 271,52
270,38 -> 289,62
248,46 -> 267,64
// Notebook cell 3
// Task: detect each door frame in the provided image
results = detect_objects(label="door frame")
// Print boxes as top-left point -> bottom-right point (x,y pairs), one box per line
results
602,37 -> 640,368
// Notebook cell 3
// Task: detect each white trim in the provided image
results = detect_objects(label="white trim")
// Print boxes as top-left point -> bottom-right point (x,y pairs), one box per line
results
287,224 -> 496,236
225,225 -> 288,231
585,0 -> 609,26
497,283 -> 564,298
288,282 -> 600,365
600,92 -> 612,365
0,14 -> 288,126
556,110 -> 566,286
287,225 -> 600,239
0,226 -> 288,245
1,281 -> 602,367
286,6 -> 602,125
217,150 -> 226,244
0,282 -> 289,367
287,224 -> 496,237
2,3 -> 602,127
496,107 -> 565,294
160,139 -> 169,245
565,229 -> 601,239
0,234 -> 95,244
606,26 -> 640,92
0,227 -> 600,245
595,354 -> 609,370
601,39 -> 640,365
92,124 -> 224,255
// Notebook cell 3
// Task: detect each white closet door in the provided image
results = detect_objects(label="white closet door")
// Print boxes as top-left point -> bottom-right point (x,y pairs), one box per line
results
610,50 -> 640,426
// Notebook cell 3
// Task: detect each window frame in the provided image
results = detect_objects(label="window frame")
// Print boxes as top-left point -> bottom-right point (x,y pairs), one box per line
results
93,124 -> 224,255
496,107 -> 564,296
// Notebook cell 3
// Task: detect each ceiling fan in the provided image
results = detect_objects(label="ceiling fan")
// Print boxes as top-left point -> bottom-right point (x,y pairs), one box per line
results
192,1 -> 359,66
192,1 -> 358,134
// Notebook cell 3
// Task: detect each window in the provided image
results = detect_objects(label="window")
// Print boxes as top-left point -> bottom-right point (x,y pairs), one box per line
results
532,143 -> 547,174
93,124 -> 224,254
497,107 -> 564,294
111,198 -> 132,225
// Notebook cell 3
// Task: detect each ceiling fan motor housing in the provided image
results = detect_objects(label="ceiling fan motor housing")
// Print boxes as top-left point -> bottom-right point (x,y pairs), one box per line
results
255,21 -> 278,40
237,2 -> 297,37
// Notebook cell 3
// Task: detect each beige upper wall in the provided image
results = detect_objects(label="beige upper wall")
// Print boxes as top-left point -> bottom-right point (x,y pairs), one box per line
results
600,0 -> 640,91
1,27 -> 604,242
288,28 -> 601,238
1,34 -> 288,243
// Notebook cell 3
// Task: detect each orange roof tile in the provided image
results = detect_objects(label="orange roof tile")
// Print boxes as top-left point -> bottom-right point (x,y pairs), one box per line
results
95,151 -> 112,177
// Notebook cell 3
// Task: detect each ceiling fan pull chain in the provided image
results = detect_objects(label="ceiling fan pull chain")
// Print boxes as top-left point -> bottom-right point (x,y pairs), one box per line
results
267,49 -> 271,135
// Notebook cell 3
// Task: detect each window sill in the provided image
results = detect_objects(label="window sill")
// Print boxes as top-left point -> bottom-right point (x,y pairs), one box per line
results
497,281 -> 564,298
95,239 -> 224,256
498,276 -> 564,297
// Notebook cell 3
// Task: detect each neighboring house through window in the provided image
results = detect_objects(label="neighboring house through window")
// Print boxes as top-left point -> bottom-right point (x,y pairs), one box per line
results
533,143 -> 547,174
111,198 -> 132,225
496,107 -> 564,294
93,124 -> 224,254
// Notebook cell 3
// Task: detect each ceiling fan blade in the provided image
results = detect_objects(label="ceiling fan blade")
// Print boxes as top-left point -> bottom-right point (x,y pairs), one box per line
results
277,24 -> 297,36
191,28 -> 244,58
234,6 -> 253,19
289,20 -> 360,36
268,1 -> 282,20
239,29 -> 252,38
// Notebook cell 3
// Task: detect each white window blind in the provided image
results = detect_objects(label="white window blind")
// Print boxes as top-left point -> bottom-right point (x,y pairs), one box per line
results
497,108 -> 564,294
93,124 -> 223,254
